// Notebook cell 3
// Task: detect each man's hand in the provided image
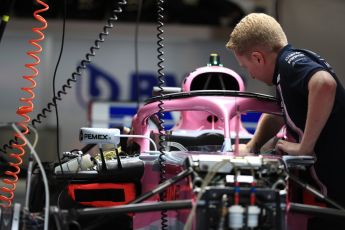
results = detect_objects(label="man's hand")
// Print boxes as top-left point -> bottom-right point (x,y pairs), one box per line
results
232,144 -> 255,156
276,139 -> 313,156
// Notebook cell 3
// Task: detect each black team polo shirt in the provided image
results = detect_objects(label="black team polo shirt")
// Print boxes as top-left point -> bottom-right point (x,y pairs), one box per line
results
272,44 -> 345,209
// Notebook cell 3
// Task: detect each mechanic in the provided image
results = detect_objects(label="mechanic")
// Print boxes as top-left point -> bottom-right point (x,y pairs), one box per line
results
226,13 -> 345,230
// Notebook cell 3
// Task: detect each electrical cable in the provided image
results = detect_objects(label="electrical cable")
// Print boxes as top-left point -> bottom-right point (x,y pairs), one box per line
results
118,134 -> 157,151
184,160 -> 232,230
167,141 -> 188,151
217,194 -> 228,230
0,133 -> 18,156
12,123 -> 50,230
156,0 -> 168,228
0,0 -> 128,160
53,0 -> 67,175
31,0 -> 127,128
134,0 -> 143,110
0,0 -> 49,208
24,125 -> 39,210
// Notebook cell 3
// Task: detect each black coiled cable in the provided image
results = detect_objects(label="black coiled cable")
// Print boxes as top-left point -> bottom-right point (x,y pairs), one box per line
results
31,0 -> 127,128
156,0 -> 168,229
0,1 -> 127,156
0,136 -> 18,162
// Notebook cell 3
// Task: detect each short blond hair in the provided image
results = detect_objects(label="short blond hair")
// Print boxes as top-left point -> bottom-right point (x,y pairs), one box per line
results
226,13 -> 287,55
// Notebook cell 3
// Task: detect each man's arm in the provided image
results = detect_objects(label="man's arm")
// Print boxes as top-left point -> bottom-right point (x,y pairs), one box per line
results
238,113 -> 284,154
277,70 -> 337,155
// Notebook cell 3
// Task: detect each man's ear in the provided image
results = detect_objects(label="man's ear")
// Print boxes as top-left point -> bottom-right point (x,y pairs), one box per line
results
251,51 -> 265,64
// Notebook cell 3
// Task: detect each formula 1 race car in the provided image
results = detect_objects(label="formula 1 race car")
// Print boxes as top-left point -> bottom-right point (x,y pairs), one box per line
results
28,54 -> 343,230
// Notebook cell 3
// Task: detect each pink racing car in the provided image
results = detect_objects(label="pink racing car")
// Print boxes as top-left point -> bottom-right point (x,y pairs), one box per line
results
48,54 -> 332,230
123,54 -> 316,230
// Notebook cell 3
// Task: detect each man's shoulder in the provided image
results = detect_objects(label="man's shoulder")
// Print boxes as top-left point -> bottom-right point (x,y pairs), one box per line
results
278,48 -> 325,78
279,49 -> 309,68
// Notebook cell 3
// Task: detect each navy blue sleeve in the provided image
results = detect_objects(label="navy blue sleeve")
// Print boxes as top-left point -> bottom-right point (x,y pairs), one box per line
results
279,51 -> 325,96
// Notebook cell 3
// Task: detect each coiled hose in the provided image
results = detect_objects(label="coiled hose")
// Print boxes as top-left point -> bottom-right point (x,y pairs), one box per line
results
31,0 -> 127,128
156,0 -> 168,229
0,0 -> 127,155
0,0 -> 49,208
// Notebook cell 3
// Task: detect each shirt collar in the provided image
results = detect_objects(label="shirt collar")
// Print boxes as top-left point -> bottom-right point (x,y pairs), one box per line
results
272,44 -> 292,85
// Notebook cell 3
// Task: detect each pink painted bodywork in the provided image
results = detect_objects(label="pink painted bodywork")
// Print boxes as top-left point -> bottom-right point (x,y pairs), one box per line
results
131,95 -> 281,152
177,65 -> 247,131
130,63 -> 291,229
182,65 -> 245,92
130,93 -> 282,229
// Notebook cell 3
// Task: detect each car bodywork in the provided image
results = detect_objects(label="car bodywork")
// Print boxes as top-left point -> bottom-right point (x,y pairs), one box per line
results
47,55 -> 319,230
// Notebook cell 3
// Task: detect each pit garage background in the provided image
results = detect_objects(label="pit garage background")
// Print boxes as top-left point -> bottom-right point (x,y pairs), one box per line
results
0,0 -> 344,204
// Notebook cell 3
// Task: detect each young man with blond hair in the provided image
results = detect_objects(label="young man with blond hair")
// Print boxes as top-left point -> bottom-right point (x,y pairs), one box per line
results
226,13 -> 345,229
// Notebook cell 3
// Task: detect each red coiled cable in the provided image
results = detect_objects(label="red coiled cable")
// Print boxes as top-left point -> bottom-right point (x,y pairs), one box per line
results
0,0 -> 49,207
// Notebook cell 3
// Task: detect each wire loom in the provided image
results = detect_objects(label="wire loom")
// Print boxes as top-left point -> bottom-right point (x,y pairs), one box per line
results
31,0 -> 127,128
0,1 -> 127,153
0,0 -> 127,207
156,0 -> 169,229
0,0 -> 49,208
